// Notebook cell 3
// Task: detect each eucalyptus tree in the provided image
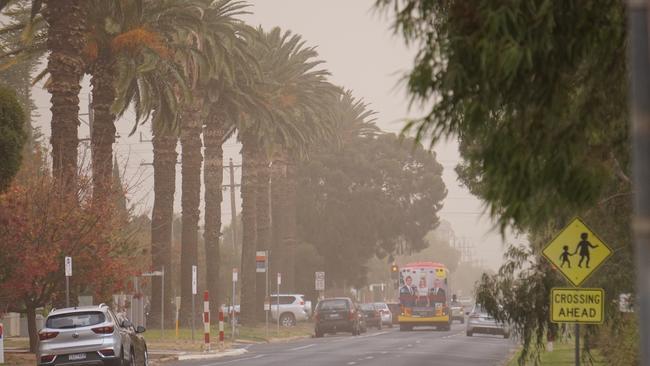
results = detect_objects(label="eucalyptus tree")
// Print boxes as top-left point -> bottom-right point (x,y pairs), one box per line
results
0,0 -> 87,190
236,27 -> 340,323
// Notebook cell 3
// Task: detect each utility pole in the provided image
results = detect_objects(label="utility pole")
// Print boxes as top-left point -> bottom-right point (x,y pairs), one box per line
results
628,1 -> 650,364
224,159 -> 241,249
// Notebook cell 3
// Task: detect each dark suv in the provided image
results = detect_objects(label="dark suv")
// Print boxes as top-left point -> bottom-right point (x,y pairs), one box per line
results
314,298 -> 360,337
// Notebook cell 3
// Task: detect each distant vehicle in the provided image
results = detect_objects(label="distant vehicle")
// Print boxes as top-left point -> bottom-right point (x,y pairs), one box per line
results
360,304 -> 382,330
466,304 -> 510,338
450,297 -> 465,324
38,304 -> 148,366
386,302 -> 400,325
314,297 -> 361,337
373,302 -> 394,327
270,294 -> 310,327
398,261 -> 452,331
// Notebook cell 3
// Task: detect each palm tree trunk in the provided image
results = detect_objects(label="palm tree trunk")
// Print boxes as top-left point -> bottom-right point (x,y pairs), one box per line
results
203,115 -> 226,319
149,129 -> 177,327
179,101 -> 203,326
270,152 -> 287,288
282,155 -> 298,292
89,51 -> 116,201
44,0 -> 87,189
255,155 -> 271,322
240,132 -> 258,325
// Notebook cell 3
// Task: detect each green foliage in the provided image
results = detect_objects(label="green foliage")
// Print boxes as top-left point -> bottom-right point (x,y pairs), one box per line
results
0,85 -> 25,192
297,132 -> 446,287
376,0 -> 629,230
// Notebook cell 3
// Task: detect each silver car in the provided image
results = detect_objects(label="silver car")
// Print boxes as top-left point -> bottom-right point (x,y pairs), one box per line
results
372,302 -> 394,327
38,304 -> 148,366
466,304 -> 510,338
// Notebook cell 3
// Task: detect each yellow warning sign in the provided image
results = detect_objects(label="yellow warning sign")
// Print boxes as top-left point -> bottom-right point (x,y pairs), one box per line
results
542,217 -> 613,287
550,288 -> 604,324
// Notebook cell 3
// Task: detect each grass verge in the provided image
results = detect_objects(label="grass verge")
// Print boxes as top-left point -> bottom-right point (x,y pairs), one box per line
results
506,342 -> 606,365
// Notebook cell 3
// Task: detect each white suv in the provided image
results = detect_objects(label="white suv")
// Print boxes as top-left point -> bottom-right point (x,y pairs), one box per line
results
270,294 -> 311,327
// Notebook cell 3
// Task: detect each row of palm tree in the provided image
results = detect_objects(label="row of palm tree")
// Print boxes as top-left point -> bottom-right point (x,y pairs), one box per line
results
1,0 -> 376,325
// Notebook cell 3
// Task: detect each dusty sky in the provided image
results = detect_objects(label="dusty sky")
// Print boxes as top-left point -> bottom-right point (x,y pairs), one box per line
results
29,0 -> 520,270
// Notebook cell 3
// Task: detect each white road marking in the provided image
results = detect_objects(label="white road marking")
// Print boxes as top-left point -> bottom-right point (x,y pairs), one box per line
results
289,344 -> 316,351
206,354 -> 265,365
347,362 -> 357,365
365,356 -> 374,360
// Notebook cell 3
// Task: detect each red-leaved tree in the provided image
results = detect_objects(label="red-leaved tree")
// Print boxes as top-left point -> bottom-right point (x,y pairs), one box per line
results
0,151 -> 137,352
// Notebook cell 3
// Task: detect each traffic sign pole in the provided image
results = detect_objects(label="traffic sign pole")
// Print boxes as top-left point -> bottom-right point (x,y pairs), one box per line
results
64,257 -> 72,307
575,324 -> 580,366
277,272 -> 281,336
0,323 -> 4,364
192,265 -> 197,342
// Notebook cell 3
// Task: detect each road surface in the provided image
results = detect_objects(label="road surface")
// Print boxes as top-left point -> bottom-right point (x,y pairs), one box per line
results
174,323 -> 516,366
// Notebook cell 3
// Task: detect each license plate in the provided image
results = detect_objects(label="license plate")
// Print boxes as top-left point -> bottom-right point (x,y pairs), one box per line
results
329,314 -> 340,319
69,353 -> 86,361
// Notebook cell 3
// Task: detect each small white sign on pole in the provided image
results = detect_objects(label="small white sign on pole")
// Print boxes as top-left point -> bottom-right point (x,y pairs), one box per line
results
65,257 -> 72,277
232,268 -> 238,282
192,265 -> 197,295
315,272 -> 325,291
277,272 -> 282,286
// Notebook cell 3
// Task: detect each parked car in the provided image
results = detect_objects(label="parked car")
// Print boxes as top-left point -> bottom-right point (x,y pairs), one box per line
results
373,303 -> 393,327
314,297 -> 361,337
359,304 -> 382,330
386,302 -> 401,325
270,294 -> 310,327
38,304 -> 148,366
466,304 -> 510,338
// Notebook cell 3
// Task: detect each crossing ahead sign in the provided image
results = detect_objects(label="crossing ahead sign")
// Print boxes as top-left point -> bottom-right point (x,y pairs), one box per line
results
542,217 -> 612,287
550,288 -> 604,324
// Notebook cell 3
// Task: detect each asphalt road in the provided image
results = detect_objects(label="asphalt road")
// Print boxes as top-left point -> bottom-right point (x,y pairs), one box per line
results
174,323 -> 517,366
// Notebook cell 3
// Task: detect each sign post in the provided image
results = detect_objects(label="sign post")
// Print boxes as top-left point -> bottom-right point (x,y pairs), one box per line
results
232,268 -> 238,340
64,257 -> 72,307
315,272 -> 325,300
542,217 -> 612,366
192,265 -> 197,342
256,251 -> 269,337
0,323 -> 4,364
276,272 -> 281,335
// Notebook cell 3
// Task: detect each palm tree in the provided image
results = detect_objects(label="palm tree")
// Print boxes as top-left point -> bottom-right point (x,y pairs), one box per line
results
111,0 -> 216,326
0,0 -> 87,190
176,0 -> 254,326
237,27 -> 340,323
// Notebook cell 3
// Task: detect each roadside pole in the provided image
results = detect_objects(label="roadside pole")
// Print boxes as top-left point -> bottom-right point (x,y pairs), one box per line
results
265,253 -> 269,339
161,266 -> 165,338
203,291 -> 210,352
0,323 -> 4,364
628,1 -> 650,365
277,272 -> 281,335
232,268 -> 238,340
192,265 -> 197,342
575,324 -> 580,366
64,257 -> 72,307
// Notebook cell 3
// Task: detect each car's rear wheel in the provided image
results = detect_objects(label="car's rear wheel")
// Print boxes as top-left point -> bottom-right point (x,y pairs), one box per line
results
315,329 -> 324,338
466,331 -> 473,337
460,318 -> 465,324
503,332 -> 510,339
280,313 -> 296,327
399,324 -> 411,331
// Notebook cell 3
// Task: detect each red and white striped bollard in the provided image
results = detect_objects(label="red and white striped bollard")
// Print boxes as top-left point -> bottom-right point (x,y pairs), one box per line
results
219,309 -> 225,351
203,291 -> 210,351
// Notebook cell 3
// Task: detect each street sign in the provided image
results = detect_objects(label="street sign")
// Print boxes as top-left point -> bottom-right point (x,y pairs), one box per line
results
315,271 -> 325,291
256,251 -> 267,273
142,271 -> 163,277
542,217 -> 613,287
277,272 -> 282,285
550,288 -> 604,324
232,268 -> 238,282
192,265 -> 197,295
264,300 -> 271,311
65,257 -> 72,277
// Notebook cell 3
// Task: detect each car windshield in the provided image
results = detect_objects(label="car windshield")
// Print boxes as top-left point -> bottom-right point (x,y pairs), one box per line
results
373,303 -> 388,310
46,311 -> 105,329
360,304 -> 374,311
318,300 -> 348,311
